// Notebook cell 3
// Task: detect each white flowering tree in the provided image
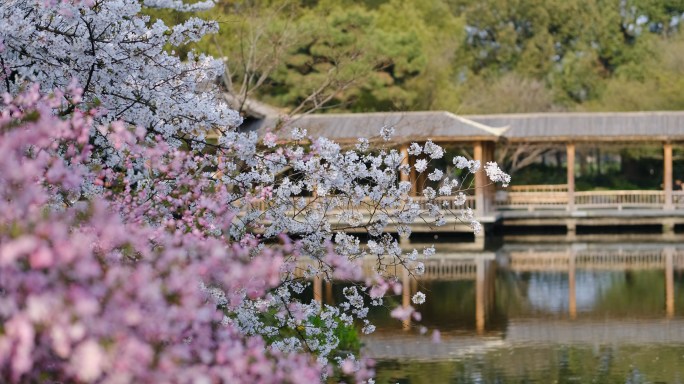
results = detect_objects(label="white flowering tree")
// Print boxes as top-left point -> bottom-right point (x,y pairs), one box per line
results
0,1 -> 509,382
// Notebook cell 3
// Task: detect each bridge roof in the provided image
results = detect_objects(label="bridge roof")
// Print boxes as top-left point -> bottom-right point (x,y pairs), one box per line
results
241,109 -> 684,143
241,111 -> 507,143
466,111 -> 684,142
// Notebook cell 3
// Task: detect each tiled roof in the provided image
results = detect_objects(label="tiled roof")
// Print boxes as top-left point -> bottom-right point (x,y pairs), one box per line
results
242,111 -> 507,143
241,110 -> 684,143
467,111 -> 684,141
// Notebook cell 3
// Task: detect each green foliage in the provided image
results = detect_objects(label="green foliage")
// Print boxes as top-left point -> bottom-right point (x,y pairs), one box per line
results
225,305 -> 361,360
152,0 -> 684,113
450,0 -> 684,112
331,320 -> 361,354
305,310 -> 361,355
510,163 -> 568,186
150,0 -> 465,113
583,33 -> 684,111
457,73 -> 557,114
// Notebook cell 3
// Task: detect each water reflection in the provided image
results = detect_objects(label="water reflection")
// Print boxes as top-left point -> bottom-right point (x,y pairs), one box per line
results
374,345 -> 684,384
360,242 -> 684,383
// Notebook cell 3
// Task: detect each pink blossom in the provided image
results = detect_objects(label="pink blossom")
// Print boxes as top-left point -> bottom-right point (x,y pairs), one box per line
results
341,358 -> 356,375
431,330 -> 441,344
0,89 -> 321,383
0,236 -> 38,265
369,282 -> 388,299
390,305 -> 415,321
71,340 -> 105,381
263,132 -> 278,147
391,281 -> 403,296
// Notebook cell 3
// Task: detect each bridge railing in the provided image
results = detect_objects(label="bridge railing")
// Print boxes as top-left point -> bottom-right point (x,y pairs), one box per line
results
674,191 -> 684,208
248,195 -> 477,216
294,255 -> 480,281
508,248 -> 684,272
249,188 -> 683,216
495,184 -> 568,210
413,195 -> 477,212
508,184 -> 569,193
574,190 -> 664,210
496,186 -> 682,211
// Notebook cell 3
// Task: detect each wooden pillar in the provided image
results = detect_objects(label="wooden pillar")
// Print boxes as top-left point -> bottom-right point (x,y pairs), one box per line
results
568,250 -> 577,320
402,267 -> 411,330
486,142 -> 496,213
664,142 -> 673,210
400,144 -> 413,247
567,218 -> 577,240
664,218 -> 676,238
313,276 -> 322,303
400,143 -> 411,186
567,143 -> 576,212
325,281 -> 334,305
475,258 -> 486,334
410,279 -> 418,297
474,141 -> 486,217
665,247 -> 675,319
402,144 -> 418,197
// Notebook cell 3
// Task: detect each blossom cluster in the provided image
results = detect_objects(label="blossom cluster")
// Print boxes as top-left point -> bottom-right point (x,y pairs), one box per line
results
484,161 -> 511,187
0,0 -> 240,149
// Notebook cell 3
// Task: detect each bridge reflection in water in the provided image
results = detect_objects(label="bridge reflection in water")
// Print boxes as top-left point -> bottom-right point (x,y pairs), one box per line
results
504,245 -> 683,320
306,252 -> 497,332
332,243 -> 684,381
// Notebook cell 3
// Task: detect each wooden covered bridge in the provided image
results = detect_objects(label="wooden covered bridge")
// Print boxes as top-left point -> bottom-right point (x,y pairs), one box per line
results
244,110 -> 684,240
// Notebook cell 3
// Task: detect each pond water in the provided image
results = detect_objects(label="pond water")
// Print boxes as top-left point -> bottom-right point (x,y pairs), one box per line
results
361,242 -> 684,384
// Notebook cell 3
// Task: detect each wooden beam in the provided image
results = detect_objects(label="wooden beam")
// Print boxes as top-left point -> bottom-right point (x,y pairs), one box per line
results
664,142 -> 673,210
566,143 -> 575,211
402,267 -> 411,331
474,141 -> 485,216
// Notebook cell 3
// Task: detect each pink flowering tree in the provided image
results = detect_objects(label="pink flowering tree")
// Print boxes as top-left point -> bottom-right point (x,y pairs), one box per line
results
0,1 -> 510,382
0,87 -> 322,382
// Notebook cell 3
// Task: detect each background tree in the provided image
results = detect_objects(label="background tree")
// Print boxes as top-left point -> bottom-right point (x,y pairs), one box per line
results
157,0 -> 465,115
583,33 -> 684,111
180,0 -> 684,114
449,0 -> 684,112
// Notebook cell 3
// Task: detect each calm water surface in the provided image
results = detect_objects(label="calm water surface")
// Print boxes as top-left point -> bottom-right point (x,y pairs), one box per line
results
363,242 -> 684,384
